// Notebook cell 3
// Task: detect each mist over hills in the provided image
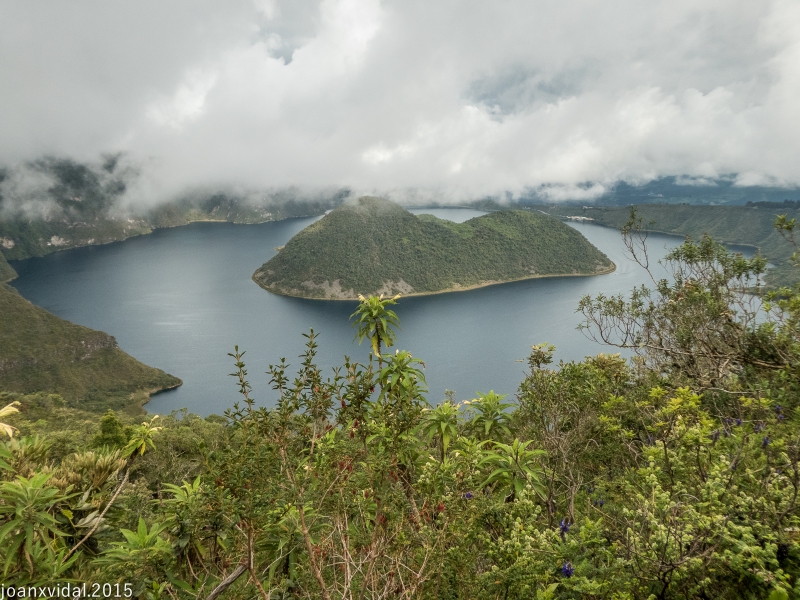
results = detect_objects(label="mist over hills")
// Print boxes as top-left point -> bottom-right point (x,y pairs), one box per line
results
2,155 -> 797,224
0,157 -> 347,261
1,155 -> 799,279
523,177 -> 800,207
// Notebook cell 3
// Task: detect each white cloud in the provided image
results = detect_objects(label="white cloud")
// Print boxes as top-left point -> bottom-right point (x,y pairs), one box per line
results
0,165 -> 59,218
0,0 -> 798,204
146,70 -> 219,129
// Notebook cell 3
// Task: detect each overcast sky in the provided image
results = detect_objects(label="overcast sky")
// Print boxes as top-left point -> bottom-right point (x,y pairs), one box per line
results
1,0 -> 798,204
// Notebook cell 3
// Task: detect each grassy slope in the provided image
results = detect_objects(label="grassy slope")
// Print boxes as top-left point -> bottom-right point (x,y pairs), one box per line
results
550,204 -> 800,288
0,252 -> 15,282
253,197 -> 613,299
0,283 -> 181,412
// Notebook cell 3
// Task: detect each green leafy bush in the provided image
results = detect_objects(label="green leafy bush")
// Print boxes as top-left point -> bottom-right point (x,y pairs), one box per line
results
1,215 -> 799,598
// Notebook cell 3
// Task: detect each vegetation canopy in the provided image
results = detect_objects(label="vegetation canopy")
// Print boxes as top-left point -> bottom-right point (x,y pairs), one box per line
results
1,212 -> 800,598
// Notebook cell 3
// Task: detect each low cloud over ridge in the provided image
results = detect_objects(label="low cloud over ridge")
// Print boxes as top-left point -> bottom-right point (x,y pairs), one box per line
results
1,0 -> 799,205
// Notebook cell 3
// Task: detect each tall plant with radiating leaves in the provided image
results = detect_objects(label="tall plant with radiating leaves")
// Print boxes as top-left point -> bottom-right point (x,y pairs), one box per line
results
0,401 -> 20,438
467,390 -> 514,443
422,400 -> 460,460
351,294 -> 401,363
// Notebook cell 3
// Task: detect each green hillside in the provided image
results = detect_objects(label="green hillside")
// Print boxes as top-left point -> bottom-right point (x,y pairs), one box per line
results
0,283 -> 180,412
0,184 -> 181,414
0,252 -> 15,282
550,203 -> 800,288
253,197 -> 614,299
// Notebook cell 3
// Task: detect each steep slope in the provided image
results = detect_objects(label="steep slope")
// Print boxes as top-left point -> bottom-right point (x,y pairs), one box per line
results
0,283 -> 180,412
253,197 -> 614,299
0,252 -> 15,283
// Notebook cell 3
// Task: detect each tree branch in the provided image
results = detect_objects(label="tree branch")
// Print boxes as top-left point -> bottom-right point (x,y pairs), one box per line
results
64,467 -> 130,562
204,564 -> 248,600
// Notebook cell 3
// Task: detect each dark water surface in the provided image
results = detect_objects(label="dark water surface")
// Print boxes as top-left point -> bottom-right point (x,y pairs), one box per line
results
10,210 -> 696,415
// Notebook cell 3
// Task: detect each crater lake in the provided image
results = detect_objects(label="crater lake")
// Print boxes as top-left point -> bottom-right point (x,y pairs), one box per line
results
8,208 -> 723,415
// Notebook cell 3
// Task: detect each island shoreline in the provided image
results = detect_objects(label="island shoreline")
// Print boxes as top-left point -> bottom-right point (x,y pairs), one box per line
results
127,379 -> 184,416
252,261 -> 617,302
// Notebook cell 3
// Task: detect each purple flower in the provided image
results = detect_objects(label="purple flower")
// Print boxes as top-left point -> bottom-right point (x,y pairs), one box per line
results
762,437 -> 771,448
561,562 -> 574,577
463,492 -> 474,500
735,418 -> 743,427
559,519 -> 571,534
775,405 -> 783,413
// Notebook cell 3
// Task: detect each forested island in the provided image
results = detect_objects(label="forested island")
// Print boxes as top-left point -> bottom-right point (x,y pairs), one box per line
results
253,197 -> 614,299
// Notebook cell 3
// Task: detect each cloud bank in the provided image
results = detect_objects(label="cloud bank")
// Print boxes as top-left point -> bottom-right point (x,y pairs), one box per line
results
1,0 -> 799,204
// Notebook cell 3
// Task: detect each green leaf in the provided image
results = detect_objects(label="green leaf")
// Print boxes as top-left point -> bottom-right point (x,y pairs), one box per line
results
768,588 -> 789,600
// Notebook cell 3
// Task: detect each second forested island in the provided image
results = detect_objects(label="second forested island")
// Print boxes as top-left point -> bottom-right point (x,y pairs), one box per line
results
252,197 -> 615,300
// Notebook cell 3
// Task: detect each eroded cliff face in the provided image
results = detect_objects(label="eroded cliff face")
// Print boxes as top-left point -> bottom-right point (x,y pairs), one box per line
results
255,277 -> 417,300
299,279 -> 357,300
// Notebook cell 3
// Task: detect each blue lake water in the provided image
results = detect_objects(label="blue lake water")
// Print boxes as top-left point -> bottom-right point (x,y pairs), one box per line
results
9,209 -> 712,415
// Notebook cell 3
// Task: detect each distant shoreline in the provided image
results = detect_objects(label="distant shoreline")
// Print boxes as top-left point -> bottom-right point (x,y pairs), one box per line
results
252,262 -> 617,302
129,379 -> 183,416
1,212 -> 329,264
563,218 -> 761,254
